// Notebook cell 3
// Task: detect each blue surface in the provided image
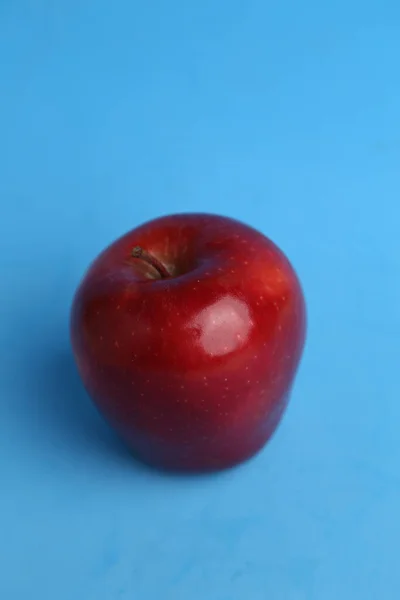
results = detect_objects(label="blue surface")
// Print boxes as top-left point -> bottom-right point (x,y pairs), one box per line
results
1,1 -> 400,598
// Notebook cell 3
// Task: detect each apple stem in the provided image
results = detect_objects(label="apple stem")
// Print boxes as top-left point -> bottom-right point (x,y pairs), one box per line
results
131,246 -> 171,279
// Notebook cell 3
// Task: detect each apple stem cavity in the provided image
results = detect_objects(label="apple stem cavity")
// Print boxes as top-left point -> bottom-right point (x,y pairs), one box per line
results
131,246 -> 171,279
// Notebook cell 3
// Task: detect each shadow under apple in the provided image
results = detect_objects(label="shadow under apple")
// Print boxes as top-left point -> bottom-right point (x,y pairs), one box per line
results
33,345 -> 139,471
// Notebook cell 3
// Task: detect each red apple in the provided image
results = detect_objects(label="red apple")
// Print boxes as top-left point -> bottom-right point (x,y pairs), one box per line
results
70,213 -> 306,472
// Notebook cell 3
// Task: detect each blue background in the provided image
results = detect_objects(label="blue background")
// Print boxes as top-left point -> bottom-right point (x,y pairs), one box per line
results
1,1 -> 400,598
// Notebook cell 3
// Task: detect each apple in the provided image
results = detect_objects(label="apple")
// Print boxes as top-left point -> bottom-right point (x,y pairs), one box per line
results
70,213 -> 306,472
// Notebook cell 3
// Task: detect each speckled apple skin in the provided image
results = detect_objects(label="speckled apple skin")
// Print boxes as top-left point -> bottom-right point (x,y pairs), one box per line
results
70,213 -> 306,472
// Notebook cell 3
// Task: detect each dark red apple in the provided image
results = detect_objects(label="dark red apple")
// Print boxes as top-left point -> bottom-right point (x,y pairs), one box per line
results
70,213 -> 306,472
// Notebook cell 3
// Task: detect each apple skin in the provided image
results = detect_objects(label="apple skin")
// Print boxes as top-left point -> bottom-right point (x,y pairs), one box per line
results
70,213 -> 306,472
